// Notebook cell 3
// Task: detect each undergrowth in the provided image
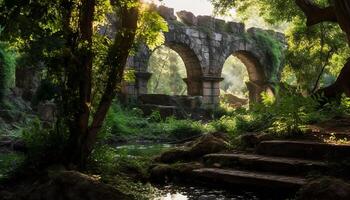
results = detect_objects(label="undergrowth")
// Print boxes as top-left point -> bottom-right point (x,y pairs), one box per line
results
101,102 -> 208,143
211,91 -> 350,139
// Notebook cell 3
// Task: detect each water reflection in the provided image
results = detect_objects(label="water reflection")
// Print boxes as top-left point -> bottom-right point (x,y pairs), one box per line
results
154,184 -> 260,200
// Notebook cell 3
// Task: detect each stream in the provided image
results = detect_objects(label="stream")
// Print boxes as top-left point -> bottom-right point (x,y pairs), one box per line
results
154,184 -> 262,200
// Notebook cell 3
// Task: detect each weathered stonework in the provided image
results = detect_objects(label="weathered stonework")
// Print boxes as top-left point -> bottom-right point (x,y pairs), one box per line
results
123,6 -> 286,107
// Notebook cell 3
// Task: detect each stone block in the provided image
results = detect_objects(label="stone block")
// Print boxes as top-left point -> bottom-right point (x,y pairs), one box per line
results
157,6 -> 176,20
213,88 -> 220,96
227,22 -> 245,34
214,19 -> 226,32
177,11 -> 197,26
203,82 -> 211,88
202,45 -> 209,53
186,28 -> 199,37
199,32 -> 207,39
197,16 -> 215,30
37,102 -> 56,122
214,33 -> 222,41
203,52 -> 210,60
203,88 -> 212,96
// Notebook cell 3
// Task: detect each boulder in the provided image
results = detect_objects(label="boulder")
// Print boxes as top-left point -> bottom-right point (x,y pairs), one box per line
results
11,170 -> 132,200
150,162 -> 202,183
298,177 -> 350,200
177,11 -> 197,26
237,132 -> 273,148
221,93 -> 248,108
37,102 -> 56,122
156,133 -> 230,163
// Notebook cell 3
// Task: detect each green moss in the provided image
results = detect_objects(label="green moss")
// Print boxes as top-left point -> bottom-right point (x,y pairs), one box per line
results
250,30 -> 284,80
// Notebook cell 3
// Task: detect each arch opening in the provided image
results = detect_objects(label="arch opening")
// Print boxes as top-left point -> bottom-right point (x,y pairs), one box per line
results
147,44 -> 203,96
220,51 -> 267,107
147,45 -> 187,95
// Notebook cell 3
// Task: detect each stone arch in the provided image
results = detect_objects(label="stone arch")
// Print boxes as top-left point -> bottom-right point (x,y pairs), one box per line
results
220,50 -> 271,103
164,42 -> 203,96
126,41 -> 204,98
120,6 -> 285,107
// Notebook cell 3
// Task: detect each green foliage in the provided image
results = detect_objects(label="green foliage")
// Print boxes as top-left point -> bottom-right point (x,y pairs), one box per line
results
0,0 -> 169,150
148,46 -> 187,95
88,145 -> 159,200
212,89 -> 350,139
286,19 -> 349,94
21,119 -> 68,167
163,117 -> 204,140
0,152 -> 24,180
251,30 -> 284,80
136,4 -> 168,50
0,35 -> 16,101
102,102 -> 207,142
210,0 -> 349,95
221,55 -> 249,98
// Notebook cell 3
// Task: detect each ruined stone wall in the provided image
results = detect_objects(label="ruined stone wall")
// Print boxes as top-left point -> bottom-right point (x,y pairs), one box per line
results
125,6 -> 286,107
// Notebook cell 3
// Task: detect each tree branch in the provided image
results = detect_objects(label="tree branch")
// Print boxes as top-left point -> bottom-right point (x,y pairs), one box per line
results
295,0 -> 337,26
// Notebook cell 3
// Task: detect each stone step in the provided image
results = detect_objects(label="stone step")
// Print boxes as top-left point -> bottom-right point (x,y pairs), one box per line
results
257,140 -> 350,160
192,168 -> 306,190
203,153 -> 327,175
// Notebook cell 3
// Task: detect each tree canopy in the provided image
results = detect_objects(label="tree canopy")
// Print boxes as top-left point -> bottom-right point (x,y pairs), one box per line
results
0,0 -> 168,168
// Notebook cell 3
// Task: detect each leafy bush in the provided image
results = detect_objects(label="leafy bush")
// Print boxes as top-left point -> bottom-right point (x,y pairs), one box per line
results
101,102 -> 207,142
21,119 -> 68,167
88,145 -> 159,200
211,90 -> 350,139
252,30 -> 283,78
162,117 -> 204,140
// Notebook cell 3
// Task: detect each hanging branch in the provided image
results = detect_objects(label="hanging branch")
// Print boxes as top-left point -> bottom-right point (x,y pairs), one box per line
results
295,0 -> 337,26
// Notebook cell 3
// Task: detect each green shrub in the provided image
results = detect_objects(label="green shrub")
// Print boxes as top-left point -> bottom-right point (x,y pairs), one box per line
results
21,119 -> 68,167
101,102 -> 207,142
252,30 -> 283,79
163,117 -> 204,140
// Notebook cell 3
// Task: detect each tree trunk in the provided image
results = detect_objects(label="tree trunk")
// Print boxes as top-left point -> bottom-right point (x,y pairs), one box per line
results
65,4 -> 139,169
317,58 -> 350,100
296,0 -> 350,100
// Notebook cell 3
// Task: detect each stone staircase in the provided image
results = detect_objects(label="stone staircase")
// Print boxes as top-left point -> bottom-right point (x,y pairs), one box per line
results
189,140 -> 350,191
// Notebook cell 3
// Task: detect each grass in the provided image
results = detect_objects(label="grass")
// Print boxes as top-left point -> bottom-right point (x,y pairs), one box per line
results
101,103 -> 209,143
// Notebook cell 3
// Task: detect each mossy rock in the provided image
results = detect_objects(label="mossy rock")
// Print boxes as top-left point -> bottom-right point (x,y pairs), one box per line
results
297,177 -> 350,200
149,162 -> 202,183
155,133 -> 231,163
1,170 -> 133,200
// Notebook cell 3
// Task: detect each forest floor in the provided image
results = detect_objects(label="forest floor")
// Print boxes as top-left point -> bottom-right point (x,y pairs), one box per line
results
1,96 -> 350,199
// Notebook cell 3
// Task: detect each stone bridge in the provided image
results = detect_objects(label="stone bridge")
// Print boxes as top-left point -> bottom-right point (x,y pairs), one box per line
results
123,6 -> 285,107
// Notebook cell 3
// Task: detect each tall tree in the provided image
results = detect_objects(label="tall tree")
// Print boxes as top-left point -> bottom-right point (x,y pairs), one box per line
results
210,0 -> 350,99
0,0 -> 167,168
